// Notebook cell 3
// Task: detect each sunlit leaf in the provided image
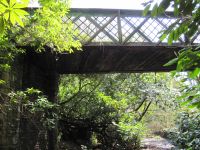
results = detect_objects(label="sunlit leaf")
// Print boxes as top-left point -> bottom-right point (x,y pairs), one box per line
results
10,11 -> 17,25
10,0 -> 17,7
4,12 -> 9,21
13,0 -> 29,8
13,11 -> 24,27
0,0 -> 9,7
14,9 -> 29,16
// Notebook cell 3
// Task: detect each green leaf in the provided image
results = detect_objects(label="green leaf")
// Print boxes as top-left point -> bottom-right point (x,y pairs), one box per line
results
143,4 -> 151,16
13,0 -> 29,8
4,12 -> 9,21
151,4 -> 158,17
0,0 -> 9,7
10,0 -> 17,7
10,11 -> 17,25
188,102 -> 199,109
13,12 -> 24,27
13,9 -> 29,16
168,32 -> 174,45
173,29 -> 179,41
160,33 -> 167,41
0,0 -> 29,27
159,0 -> 171,10
0,79 -> 6,85
189,68 -> 200,78
164,57 -> 178,66
158,5 -> 165,14
181,99 -> 192,106
0,5 -> 6,14
174,0 -> 179,16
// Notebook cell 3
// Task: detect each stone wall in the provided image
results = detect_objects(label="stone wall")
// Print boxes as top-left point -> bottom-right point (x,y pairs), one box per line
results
0,56 -> 23,149
0,48 -> 59,150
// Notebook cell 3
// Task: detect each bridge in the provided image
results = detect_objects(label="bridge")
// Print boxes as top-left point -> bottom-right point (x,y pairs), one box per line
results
25,8 -> 200,74
18,8 -> 200,149
54,8 -> 199,73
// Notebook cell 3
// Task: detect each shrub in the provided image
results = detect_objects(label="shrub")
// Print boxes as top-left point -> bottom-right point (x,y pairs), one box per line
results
167,111 -> 200,149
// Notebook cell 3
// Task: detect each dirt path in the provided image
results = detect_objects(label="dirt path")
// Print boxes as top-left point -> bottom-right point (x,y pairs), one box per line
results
140,137 -> 175,150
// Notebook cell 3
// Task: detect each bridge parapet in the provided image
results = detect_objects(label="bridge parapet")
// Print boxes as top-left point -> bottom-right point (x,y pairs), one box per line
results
69,9 -> 200,46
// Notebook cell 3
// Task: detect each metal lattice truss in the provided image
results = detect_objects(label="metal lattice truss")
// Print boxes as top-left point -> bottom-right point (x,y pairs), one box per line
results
68,9 -> 200,46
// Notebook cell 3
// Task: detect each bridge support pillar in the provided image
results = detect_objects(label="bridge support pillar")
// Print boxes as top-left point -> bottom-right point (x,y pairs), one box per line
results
21,48 -> 58,150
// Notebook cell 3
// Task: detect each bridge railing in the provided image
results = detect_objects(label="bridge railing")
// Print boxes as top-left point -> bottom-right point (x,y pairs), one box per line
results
68,9 -> 200,46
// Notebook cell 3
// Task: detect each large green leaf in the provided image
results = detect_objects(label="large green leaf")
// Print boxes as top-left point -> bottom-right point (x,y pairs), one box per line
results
151,4 -> 158,17
164,57 -> 178,67
168,32 -> 174,45
12,11 -> 24,27
0,0 -> 9,7
143,4 -> 151,16
160,33 -> 167,41
189,68 -> 200,79
10,11 -> 17,25
10,0 -> 17,7
0,0 -> 29,28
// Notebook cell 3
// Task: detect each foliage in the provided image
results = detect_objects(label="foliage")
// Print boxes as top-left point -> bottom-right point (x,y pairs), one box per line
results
0,0 -> 29,33
0,1 -> 82,148
174,72 -> 200,109
0,0 -> 81,52
0,0 -> 81,87
143,0 -> 200,45
58,73 -> 179,148
144,107 -> 180,137
6,88 -> 58,129
0,0 -> 29,86
13,0 -> 81,52
0,0 -> 82,54
167,111 -> 200,149
1,72 -> 179,149
143,0 -> 200,109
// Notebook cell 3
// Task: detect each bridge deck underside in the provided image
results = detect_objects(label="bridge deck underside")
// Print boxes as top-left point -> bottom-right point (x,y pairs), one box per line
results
57,46 -> 180,74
